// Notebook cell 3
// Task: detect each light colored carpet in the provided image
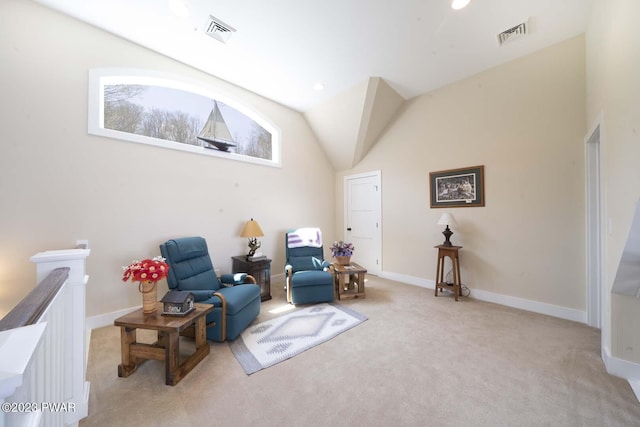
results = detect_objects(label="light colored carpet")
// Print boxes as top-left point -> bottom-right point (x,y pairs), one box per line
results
80,276 -> 640,427
230,303 -> 367,374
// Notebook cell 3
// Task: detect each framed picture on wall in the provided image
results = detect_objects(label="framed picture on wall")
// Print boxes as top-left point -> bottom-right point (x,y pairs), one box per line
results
430,165 -> 485,208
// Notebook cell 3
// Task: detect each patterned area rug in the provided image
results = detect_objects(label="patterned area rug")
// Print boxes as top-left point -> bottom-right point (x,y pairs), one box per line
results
229,303 -> 367,375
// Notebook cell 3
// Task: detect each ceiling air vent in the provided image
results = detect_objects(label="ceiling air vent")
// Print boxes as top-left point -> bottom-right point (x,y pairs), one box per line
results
497,19 -> 529,46
204,15 -> 236,44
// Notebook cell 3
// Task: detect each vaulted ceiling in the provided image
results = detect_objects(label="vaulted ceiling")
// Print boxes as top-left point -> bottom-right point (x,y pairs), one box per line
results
33,0 -> 594,169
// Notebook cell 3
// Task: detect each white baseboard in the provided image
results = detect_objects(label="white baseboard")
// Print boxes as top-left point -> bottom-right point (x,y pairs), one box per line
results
379,271 -> 434,289
86,306 -> 139,330
469,288 -> 587,323
602,345 -> 640,401
379,271 -> 587,323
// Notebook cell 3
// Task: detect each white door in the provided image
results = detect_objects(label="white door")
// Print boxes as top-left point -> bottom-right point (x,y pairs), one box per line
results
344,171 -> 381,275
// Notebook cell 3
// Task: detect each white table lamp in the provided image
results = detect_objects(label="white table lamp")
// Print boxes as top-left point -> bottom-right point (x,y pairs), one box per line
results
437,213 -> 457,247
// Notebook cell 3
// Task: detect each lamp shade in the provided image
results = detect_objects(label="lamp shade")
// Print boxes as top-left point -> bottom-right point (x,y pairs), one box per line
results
240,218 -> 264,238
437,213 -> 457,226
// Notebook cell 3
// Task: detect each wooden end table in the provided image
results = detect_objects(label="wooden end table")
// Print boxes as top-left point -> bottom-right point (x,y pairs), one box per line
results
331,262 -> 367,300
114,302 -> 214,385
434,245 -> 463,301
232,255 -> 272,301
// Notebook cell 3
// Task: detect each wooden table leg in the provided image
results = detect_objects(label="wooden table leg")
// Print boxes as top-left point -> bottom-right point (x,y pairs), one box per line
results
163,316 -> 211,386
435,256 -> 443,296
451,256 -> 458,301
164,331 -> 180,386
338,272 -> 346,299
453,256 -> 462,301
194,315 -> 206,349
357,272 -> 365,294
118,326 -> 137,377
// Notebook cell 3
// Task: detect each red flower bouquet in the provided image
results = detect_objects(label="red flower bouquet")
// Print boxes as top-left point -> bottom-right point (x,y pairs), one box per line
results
122,256 -> 170,284
122,256 -> 170,314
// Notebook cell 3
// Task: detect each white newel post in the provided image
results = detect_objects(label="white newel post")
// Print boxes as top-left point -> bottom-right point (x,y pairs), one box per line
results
30,247 -> 91,426
0,323 -> 47,427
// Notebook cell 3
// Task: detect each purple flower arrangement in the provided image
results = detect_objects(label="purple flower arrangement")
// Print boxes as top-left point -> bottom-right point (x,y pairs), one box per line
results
330,241 -> 355,257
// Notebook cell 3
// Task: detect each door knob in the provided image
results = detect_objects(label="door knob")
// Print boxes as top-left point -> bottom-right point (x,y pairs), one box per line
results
347,228 -> 352,231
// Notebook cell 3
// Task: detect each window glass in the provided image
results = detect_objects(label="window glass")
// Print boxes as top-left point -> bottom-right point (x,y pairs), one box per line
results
89,70 -> 280,167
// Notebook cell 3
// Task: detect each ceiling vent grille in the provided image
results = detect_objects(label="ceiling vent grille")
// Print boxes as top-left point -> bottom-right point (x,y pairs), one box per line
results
204,15 -> 236,44
497,19 -> 529,46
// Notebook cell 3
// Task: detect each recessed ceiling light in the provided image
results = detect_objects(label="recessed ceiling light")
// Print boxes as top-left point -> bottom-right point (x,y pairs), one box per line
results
169,0 -> 189,18
313,83 -> 325,91
451,0 -> 471,10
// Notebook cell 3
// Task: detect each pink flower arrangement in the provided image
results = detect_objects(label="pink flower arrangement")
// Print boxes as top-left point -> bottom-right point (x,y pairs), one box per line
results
122,256 -> 170,284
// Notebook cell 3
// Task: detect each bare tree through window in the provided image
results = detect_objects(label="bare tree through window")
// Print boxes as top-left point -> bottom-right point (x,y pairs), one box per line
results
102,84 -> 273,160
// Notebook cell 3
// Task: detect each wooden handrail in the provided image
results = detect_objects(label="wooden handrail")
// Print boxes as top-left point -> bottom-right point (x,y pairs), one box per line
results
0,267 -> 70,332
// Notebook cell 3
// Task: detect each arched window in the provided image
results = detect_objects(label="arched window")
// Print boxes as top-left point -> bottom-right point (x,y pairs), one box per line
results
88,69 -> 280,167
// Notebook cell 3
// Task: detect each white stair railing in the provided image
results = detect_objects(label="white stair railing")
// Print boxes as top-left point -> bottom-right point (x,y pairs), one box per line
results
0,247 -> 90,427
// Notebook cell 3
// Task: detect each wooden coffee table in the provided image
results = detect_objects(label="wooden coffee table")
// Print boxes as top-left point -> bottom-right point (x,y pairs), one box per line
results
331,262 -> 367,300
114,302 -> 214,385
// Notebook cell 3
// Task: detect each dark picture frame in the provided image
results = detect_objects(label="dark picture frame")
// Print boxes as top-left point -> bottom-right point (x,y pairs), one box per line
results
430,165 -> 485,208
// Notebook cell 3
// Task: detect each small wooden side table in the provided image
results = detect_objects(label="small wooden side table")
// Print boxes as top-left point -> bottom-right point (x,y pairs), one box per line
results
331,262 -> 367,300
232,255 -> 272,301
114,302 -> 214,385
434,245 -> 463,301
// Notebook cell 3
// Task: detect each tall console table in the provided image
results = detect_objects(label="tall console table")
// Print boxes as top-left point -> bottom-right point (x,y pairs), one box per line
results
232,255 -> 272,301
434,245 -> 463,301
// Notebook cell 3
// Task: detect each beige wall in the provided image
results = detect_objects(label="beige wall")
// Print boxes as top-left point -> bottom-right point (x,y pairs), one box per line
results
0,1 -> 335,318
587,0 -> 640,363
337,35 -> 587,310
305,79 -> 370,170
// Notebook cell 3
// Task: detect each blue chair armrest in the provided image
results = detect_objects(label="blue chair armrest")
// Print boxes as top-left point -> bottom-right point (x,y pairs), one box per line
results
220,273 -> 248,285
190,290 -> 214,302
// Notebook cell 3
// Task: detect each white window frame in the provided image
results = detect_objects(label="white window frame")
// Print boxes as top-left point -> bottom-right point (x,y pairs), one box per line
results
88,68 -> 281,168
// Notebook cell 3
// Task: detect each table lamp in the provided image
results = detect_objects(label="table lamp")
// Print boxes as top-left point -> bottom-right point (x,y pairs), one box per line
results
240,218 -> 264,259
437,213 -> 457,247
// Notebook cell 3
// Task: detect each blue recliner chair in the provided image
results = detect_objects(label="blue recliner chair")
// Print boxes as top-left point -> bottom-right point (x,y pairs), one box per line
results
160,236 -> 261,342
285,228 -> 334,304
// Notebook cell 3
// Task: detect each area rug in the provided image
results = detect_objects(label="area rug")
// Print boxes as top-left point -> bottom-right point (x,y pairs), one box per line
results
229,303 -> 367,375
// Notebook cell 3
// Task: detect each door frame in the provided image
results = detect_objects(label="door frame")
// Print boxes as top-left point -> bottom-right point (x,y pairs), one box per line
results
343,170 -> 382,275
585,118 -> 603,329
